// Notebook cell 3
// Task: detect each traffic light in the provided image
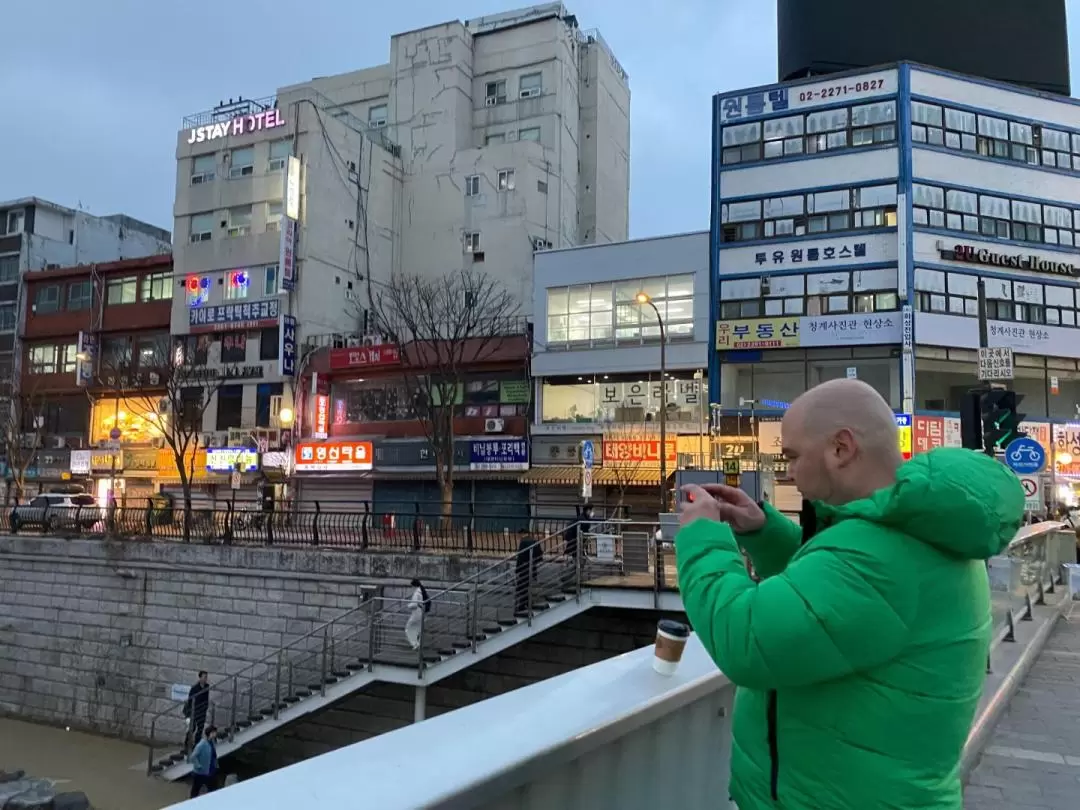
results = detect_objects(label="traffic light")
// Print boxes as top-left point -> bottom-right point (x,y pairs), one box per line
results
959,390 -> 983,451
981,389 -> 1025,454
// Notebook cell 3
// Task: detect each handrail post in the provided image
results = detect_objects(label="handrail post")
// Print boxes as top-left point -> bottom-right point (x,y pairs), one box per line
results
273,650 -> 282,720
320,626 -> 329,696
361,501 -> 370,550
416,606 -> 426,675
247,676 -> 254,722
527,567 -> 534,626
230,677 -> 238,742
146,717 -> 156,775
367,597 -> 377,671
288,661 -> 294,700
575,522 -> 584,601
470,583 -> 479,653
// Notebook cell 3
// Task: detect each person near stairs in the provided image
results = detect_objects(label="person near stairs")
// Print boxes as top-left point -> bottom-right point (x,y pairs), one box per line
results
182,670 -> 210,754
188,725 -> 219,798
404,578 -> 430,651
515,528 -> 543,613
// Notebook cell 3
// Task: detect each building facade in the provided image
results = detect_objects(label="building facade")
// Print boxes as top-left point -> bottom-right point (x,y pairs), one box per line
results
711,62 -> 1080,493
527,232 -> 711,515
170,3 -> 629,442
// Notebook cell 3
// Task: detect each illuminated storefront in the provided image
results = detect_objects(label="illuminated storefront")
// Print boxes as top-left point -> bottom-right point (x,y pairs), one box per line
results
90,397 -> 165,445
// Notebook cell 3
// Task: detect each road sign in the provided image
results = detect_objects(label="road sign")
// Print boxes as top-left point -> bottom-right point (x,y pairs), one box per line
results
1004,437 -> 1046,474
978,347 -> 1014,381
722,458 -> 740,475
230,471 -> 241,490
580,467 -> 593,500
1018,475 -> 1042,513
581,440 -> 594,469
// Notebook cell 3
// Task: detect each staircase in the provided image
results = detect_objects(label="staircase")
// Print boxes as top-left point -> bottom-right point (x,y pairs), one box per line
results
146,524 -> 594,781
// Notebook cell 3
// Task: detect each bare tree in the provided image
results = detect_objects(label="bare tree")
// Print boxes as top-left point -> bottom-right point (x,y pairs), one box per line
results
368,269 -> 521,524
0,382 -> 48,505
97,335 -> 231,539
602,422 -> 657,519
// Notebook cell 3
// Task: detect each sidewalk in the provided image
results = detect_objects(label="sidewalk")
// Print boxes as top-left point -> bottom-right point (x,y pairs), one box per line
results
0,718 -> 188,810
965,608 -> 1080,809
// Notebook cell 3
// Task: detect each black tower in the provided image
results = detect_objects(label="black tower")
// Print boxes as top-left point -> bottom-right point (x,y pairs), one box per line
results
778,0 -> 1070,96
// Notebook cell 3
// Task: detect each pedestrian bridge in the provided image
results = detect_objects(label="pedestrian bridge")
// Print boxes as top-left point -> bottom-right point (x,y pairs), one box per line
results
164,523 -> 1078,810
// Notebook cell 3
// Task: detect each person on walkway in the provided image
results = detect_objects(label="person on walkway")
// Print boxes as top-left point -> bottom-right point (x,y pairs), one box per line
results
562,505 -> 593,590
183,670 -> 210,753
188,725 -> 219,798
675,378 -> 1024,810
515,527 -> 543,613
404,578 -> 429,651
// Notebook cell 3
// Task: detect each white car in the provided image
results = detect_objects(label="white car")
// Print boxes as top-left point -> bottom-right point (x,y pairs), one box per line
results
10,493 -> 103,532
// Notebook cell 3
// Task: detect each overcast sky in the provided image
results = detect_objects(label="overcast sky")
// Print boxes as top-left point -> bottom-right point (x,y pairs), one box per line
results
2,1 -> 1079,240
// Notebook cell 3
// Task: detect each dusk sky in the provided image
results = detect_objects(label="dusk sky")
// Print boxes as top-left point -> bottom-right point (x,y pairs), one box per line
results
3,1 -> 1080,239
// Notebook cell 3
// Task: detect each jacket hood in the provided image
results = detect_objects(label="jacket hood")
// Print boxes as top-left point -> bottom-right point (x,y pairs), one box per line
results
820,447 -> 1025,560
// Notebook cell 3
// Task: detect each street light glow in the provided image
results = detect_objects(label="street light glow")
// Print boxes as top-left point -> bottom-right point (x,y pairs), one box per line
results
635,292 -> 650,304
278,407 -> 295,426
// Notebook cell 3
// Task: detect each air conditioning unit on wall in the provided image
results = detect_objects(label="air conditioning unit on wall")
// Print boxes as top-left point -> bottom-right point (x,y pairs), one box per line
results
484,418 -> 505,433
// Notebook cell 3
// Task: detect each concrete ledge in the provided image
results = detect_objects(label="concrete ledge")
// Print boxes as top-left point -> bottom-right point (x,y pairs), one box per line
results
961,588 -> 1070,780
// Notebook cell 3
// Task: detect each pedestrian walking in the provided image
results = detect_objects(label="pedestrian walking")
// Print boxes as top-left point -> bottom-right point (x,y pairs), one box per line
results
404,578 -> 429,651
182,670 -> 210,753
188,725 -> 219,798
675,378 -> 1024,809
514,528 -> 543,614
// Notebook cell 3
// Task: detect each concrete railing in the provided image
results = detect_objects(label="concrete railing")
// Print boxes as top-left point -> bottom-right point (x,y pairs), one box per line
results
163,636 -> 735,809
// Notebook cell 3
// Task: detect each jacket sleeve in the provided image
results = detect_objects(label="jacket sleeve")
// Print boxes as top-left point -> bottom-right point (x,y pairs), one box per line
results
189,740 -> 209,771
675,518 -> 917,690
734,503 -> 803,579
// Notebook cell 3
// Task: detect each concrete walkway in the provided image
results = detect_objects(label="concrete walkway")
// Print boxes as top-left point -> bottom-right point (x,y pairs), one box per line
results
0,718 -> 188,810
965,607 -> 1080,809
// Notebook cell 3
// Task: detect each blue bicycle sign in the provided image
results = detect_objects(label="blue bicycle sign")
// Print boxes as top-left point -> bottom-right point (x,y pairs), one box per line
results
1004,437 -> 1045,475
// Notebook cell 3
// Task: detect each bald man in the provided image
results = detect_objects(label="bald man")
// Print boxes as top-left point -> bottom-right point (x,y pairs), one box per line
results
675,379 -> 1024,810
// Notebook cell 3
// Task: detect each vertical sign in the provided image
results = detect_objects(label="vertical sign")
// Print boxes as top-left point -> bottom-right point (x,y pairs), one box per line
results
896,197 -> 909,301
901,304 -> 915,415
580,439 -> 594,500
284,155 -> 301,220
279,217 -> 298,291
75,331 -> 97,387
279,314 -> 297,376
313,394 -> 330,440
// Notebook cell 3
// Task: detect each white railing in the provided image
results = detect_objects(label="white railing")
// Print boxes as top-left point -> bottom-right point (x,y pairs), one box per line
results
164,637 -> 735,809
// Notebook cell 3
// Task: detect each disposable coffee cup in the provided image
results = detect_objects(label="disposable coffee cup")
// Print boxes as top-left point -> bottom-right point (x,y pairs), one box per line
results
653,619 -> 690,676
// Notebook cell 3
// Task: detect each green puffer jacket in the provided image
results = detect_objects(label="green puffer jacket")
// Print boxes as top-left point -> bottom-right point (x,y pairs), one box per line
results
676,447 -> 1024,810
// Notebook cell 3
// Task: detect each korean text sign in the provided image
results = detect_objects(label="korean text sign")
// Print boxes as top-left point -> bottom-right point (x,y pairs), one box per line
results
294,441 -> 374,472
602,439 -> 677,466
469,439 -> 529,471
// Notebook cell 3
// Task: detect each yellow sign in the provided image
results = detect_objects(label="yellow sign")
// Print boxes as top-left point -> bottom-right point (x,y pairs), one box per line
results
895,414 -> 912,458
722,458 -> 741,475
156,447 -> 209,481
716,318 -> 800,350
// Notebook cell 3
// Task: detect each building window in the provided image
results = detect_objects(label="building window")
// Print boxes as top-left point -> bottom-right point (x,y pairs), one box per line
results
228,146 -> 255,178
256,382 -> 285,427
141,271 -> 172,302
912,182 -> 1078,246
497,169 -> 515,191
546,275 -> 695,347
259,327 -> 279,361
191,154 -> 215,185
176,335 -> 211,366
0,254 -> 17,284
106,276 -> 138,305
519,73 -> 542,98
220,332 -> 247,364
263,264 -> 278,296
59,344 -> 76,374
136,334 -> 167,368
465,175 -> 481,197
67,280 -> 92,310
485,133 -> 505,146
29,346 -> 57,375
720,183 -> 898,243
102,336 -> 132,368
227,205 -> 252,237
0,304 -> 14,331
224,269 -> 251,300
268,139 -> 291,171
266,200 -> 283,232
518,127 -> 541,143
1,210 -> 25,236
485,80 -> 507,105
34,285 -> 61,314
190,212 -> 213,243
368,104 -> 388,128
215,385 -> 244,430
463,231 -> 481,253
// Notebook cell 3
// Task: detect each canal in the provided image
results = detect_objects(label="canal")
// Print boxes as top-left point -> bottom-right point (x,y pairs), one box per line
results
0,718 -> 188,810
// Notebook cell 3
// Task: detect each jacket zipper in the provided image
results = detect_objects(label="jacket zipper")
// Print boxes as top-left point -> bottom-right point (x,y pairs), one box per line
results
767,689 -> 780,801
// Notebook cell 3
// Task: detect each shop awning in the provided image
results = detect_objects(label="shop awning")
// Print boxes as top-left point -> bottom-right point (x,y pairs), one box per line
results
518,465 -> 581,485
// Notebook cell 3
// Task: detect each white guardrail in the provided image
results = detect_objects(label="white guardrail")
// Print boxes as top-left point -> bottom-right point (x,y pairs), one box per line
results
166,636 -> 735,810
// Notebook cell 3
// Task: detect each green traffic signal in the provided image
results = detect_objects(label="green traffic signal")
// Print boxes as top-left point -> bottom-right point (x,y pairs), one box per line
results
980,389 -> 1025,454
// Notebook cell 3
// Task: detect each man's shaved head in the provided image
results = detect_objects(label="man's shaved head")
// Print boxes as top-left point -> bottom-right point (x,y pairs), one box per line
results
781,379 -> 902,505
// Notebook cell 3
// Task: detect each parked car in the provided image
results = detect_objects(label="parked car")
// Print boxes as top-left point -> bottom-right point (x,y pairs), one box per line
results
10,493 -> 103,532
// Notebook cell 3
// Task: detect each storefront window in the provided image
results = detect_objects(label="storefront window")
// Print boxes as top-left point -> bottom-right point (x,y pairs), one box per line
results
541,373 -> 705,424
331,374 -> 529,424
90,397 -> 165,444
720,353 -> 900,409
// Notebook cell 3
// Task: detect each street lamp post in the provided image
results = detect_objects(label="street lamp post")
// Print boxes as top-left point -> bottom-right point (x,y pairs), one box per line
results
636,293 -> 668,511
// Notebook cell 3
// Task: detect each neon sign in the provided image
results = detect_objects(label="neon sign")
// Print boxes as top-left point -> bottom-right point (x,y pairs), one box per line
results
186,275 -> 210,308
186,109 -> 286,144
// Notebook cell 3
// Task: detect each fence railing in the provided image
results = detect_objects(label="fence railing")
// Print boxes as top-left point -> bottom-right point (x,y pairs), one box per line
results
146,520 -> 594,775
987,521 -> 1070,642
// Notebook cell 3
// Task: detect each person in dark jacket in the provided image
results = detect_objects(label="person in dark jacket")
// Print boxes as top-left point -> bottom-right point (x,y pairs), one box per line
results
188,725 -> 219,797
514,528 -> 543,613
183,670 -> 210,753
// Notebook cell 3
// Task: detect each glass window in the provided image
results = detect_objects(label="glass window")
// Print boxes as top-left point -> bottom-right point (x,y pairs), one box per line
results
979,195 -> 1010,219
806,108 -> 848,133
1012,200 -> 1042,224
518,127 -> 541,142
763,195 -> 804,219
0,254 -> 17,284
913,184 -> 944,208
141,271 -> 172,302
190,212 -> 213,243
945,108 -> 977,133
32,284 -> 59,315
224,269 -> 251,300
102,336 -> 131,367
1009,121 -> 1033,144
1043,128 -> 1070,151
264,264 -> 278,296
29,345 -> 57,375
852,101 -> 896,127
0,303 -> 13,331
368,104 -> 388,127
912,102 -> 943,127
227,205 -> 252,237
723,200 -> 762,222
723,122 -> 761,146
220,332 -> 247,364
260,327 -> 279,361
228,146 -> 255,178
763,115 -> 803,141
485,133 -> 505,145
808,189 -> 850,213
519,73 -> 542,96
465,175 -> 480,196
136,335 -> 166,368
946,189 -> 978,213
106,276 -> 137,305
856,185 -> 897,209
66,280 -> 92,311
497,169 -> 515,191
191,154 -> 215,184
978,115 -> 1008,140
215,385 -> 244,431
265,200 -> 283,232
268,139 -> 291,171
485,80 -> 507,103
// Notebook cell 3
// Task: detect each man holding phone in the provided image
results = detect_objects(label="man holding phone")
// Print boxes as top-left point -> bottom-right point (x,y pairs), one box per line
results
676,378 -> 1024,810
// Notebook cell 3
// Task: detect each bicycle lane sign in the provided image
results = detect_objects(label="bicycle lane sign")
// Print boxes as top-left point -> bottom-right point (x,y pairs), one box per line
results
1004,436 -> 1046,475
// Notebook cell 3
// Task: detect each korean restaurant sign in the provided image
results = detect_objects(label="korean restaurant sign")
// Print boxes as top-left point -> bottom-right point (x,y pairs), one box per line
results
602,439 -> 677,467
328,344 -> 401,371
716,315 -> 902,351
186,109 -> 286,144
716,69 -> 896,123
294,440 -> 373,473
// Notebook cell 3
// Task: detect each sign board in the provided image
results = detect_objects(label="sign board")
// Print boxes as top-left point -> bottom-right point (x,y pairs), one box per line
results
1004,437 -> 1045,475
294,440 -> 374,473
328,344 -> 401,370
190,298 -> 280,333
205,448 -> 259,473
846,367 -> 857,379
895,414 -> 913,460
594,534 -> 616,562
978,346 -> 1014,381
580,466 -> 593,500
603,439 -> 677,466
284,155 -> 302,221
170,683 -> 190,702
279,314 -> 297,376
722,458 -> 741,475
581,440 -> 595,470
469,439 -> 528,471
280,216 -> 298,291
1019,474 -> 1042,513
312,394 -> 330,440
230,471 -> 241,490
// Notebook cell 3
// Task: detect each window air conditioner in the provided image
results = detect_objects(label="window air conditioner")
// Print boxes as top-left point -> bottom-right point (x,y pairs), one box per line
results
519,88 -> 540,99
52,436 -> 67,449
201,432 -> 216,448
484,96 -> 498,107
484,418 -> 505,433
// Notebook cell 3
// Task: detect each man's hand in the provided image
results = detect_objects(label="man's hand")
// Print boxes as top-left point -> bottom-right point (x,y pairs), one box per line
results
679,483 -> 766,534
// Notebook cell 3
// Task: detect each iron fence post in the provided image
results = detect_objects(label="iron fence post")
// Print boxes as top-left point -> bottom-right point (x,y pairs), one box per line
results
527,571 -> 534,626
312,501 -> 321,547
467,502 -> 475,554
575,525 -> 584,601
224,500 -> 234,546
361,501 -> 370,550
412,501 -> 421,552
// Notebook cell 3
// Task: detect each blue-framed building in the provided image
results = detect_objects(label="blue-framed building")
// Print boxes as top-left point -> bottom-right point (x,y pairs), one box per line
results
708,61 -> 1080,449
